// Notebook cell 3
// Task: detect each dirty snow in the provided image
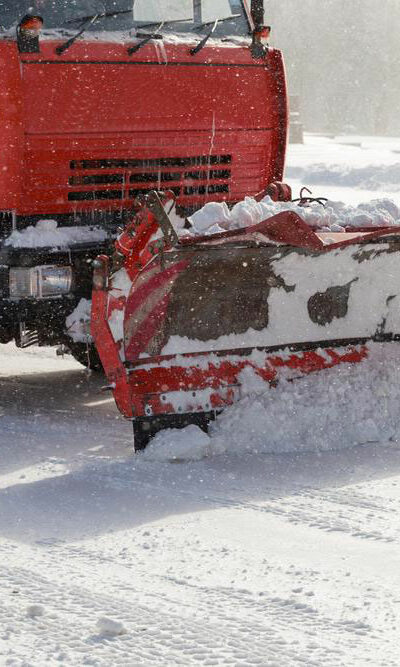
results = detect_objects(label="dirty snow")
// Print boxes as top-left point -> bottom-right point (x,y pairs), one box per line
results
2,135 -> 400,665
5,219 -> 109,249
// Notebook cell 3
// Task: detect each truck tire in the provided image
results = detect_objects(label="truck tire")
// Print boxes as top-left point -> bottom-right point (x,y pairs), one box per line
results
68,342 -> 103,372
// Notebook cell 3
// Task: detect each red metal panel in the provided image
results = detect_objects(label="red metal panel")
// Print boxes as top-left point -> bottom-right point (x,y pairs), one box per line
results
13,39 -> 287,217
20,130 -> 275,215
126,345 -> 369,419
91,256 -> 135,418
0,42 -> 24,212
21,41 -> 279,132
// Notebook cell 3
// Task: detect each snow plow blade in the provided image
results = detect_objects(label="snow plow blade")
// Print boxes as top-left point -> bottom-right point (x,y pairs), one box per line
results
91,191 -> 400,449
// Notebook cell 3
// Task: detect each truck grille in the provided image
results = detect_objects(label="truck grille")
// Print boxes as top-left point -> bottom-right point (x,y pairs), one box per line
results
0,266 -> 9,299
68,154 -> 231,202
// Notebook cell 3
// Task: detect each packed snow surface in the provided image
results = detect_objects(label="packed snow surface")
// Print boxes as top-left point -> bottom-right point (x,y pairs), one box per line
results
1,340 -> 400,665
96,616 -> 127,636
5,219 -> 109,249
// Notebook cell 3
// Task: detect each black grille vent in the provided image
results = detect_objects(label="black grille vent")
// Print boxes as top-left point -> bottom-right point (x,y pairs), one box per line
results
69,174 -> 124,186
130,172 -> 182,184
69,190 -> 124,202
184,184 -> 229,196
68,154 -> 232,203
128,187 -> 181,200
70,155 -> 232,170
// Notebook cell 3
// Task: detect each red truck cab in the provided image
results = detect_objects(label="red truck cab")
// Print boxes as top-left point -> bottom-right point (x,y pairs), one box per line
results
0,0 -> 288,364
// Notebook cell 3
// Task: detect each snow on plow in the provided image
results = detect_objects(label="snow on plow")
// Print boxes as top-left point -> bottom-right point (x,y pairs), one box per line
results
91,191 -> 400,450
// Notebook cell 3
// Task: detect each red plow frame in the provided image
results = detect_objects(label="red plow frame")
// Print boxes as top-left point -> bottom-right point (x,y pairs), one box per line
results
91,191 -> 400,449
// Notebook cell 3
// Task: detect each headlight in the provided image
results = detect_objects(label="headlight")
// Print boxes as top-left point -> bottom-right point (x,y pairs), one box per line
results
9,266 -> 73,298
40,266 -> 73,297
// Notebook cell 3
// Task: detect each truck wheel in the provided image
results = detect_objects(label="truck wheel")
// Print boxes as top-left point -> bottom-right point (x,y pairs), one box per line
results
133,412 -> 215,452
68,342 -> 103,372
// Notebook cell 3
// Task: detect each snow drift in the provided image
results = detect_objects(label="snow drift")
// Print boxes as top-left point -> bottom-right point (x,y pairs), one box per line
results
140,344 -> 400,462
287,162 -> 400,192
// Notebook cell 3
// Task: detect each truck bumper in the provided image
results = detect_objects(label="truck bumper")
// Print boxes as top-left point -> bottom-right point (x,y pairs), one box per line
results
0,292 -> 81,345
0,240 -> 113,345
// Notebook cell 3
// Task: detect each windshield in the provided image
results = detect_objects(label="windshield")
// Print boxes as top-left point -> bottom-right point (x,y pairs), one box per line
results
0,1 -> 250,36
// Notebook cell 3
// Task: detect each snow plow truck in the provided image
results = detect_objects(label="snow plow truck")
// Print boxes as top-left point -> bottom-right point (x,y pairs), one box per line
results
90,2 -> 400,449
0,0 -> 279,367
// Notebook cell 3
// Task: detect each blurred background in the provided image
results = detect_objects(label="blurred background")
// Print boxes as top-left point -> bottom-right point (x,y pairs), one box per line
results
266,0 -> 399,135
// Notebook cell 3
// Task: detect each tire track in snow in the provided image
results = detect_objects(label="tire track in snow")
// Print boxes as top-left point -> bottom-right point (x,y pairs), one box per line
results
90,464 -> 400,546
0,551 -> 328,666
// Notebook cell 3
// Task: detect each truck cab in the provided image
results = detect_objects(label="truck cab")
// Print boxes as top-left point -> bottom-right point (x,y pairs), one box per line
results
0,0 -> 287,363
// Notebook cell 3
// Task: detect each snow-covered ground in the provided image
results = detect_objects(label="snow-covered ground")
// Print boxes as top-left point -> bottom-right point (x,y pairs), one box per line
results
2,135 -> 400,666
286,134 -> 400,205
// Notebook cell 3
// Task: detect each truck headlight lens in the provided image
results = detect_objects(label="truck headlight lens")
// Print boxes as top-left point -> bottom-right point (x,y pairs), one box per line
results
40,266 -> 73,297
9,266 -> 73,298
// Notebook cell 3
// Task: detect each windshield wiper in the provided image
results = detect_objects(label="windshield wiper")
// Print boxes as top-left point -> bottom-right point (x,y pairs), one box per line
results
190,14 -> 240,55
127,17 -> 191,55
127,21 -> 164,55
56,9 -> 132,55
136,18 -> 192,30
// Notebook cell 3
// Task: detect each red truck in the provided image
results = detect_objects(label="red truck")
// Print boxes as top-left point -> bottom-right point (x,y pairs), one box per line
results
0,0 -> 287,366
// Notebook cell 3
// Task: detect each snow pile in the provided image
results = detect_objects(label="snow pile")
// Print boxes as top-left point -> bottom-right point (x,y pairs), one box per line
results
142,424 -> 211,462
188,195 -> 400,235
140,345 -> 400,462
5,220 -> 108,249
287,162 -> 400,192
210,345 -> 400,456
65,299 -> 92,343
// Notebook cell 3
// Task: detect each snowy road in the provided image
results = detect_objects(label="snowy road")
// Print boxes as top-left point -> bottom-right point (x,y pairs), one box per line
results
287,134 -> 400,205
1,344 -> 400,665
2,135 -> 400,665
